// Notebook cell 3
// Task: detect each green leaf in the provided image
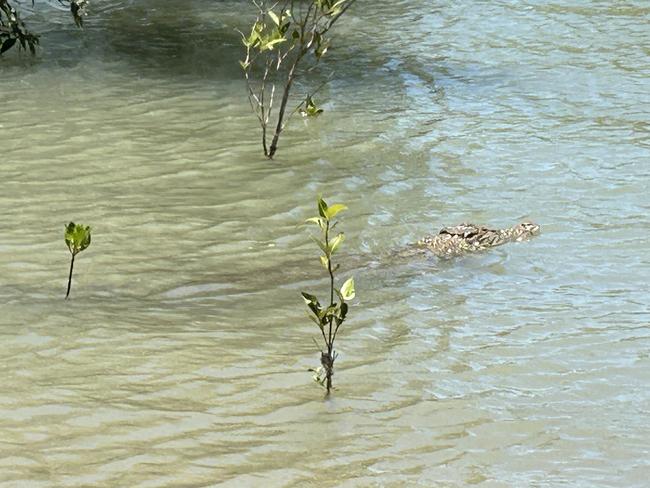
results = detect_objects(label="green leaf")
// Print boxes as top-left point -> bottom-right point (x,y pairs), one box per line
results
260,33 -> 287,51
268,10 -> 280,26
1,38 -> 17,55
340,277 -> 355,301
318,197 -> 328,219
305,217 -> 325,230
325,203 -> 347,220
65,222 -> 92,255
300,96 -> 324,117
243,35 -> 257,48
328,0 -> 346,16
329,232 -> 344,254
320,255 -> 329,270
339,302 -> 348,321
301,291 -> 320,306
243,22 -> 262,48
301,291 -> 322,317
279,21 -> 291,36
322,304 -> 339,320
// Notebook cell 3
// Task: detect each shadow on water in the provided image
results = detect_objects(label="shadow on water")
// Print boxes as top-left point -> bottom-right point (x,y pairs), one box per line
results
4,0 -> 255,80
94,0 -> 410,85
97,1 -> 249,80
7,0 -> 448,87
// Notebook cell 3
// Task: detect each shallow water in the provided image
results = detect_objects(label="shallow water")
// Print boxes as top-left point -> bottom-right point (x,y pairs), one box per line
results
1,0 -> 649,486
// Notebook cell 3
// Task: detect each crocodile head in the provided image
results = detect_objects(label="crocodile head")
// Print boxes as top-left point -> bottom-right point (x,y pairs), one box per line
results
509,221 -> 541,241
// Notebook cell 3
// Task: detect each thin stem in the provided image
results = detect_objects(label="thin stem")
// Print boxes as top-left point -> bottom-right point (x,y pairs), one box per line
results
324,219 -> 336,392
320,324 -> 328,347
331,319 -> 343,346
267,50 -> 305,158
262,125 -> 269,157
65,253 -> 75,299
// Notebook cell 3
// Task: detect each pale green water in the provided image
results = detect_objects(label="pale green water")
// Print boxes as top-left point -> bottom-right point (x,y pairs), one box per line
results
1,1 -> 649,486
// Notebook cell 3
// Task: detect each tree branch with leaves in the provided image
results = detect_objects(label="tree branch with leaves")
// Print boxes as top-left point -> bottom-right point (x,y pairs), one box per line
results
239,0 -> 356,159
0,0 -> 88,55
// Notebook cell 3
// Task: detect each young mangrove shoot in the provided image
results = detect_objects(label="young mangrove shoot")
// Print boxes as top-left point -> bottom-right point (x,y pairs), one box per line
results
302,196 -> 355,393
239,0 -> 356,159
64,222 -> 91,299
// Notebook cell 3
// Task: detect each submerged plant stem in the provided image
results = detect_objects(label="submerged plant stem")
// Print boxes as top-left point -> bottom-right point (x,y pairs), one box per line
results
325,220 -> 335,393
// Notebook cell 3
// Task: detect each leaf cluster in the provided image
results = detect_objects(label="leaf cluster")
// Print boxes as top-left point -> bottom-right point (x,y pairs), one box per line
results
65,222 -> 91,256
301,284 -> 352,333
0,0 -> 87,55
240,0 -> 350,59
240,8 -> 292,56
299,96 -> 323,117
0,0 -> 39,55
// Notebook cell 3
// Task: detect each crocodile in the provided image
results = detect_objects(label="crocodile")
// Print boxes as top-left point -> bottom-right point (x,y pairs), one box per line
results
407,221 -> 540,258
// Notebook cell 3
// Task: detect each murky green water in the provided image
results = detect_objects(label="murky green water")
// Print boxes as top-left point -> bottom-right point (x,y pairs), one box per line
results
2,1 -> 649,486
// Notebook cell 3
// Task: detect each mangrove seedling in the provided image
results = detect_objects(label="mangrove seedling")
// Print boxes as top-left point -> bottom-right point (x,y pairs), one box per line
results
239,0 -> 356,158
64,222 -> 91,299
302,196 -> 355,393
